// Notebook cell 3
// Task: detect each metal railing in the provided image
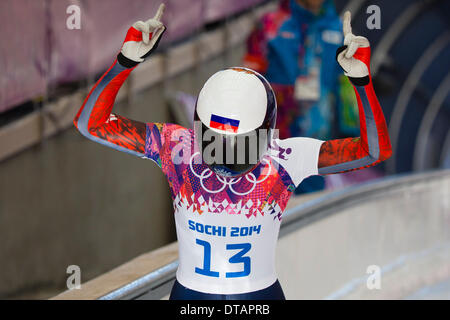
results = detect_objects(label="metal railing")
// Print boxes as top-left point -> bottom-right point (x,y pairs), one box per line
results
387,31 -> 450,173
413,73 -> 450,171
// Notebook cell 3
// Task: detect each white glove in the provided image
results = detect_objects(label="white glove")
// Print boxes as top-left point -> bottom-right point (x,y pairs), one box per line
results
118,3 -> 166,67
336,11 -> 371,85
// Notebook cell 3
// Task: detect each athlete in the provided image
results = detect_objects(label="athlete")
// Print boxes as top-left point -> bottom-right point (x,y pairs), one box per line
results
74,4 -> 392,300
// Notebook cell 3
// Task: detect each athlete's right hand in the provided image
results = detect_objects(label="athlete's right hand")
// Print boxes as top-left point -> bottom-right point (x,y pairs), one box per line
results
336,11 -> 371,86
118,3 -> 166,67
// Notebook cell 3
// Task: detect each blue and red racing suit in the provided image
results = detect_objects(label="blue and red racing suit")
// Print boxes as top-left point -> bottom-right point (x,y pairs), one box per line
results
74,22 -> 392,299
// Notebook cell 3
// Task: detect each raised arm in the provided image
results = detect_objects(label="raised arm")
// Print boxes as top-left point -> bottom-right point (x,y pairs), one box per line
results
318,11 -> 392,175
73,4 -> 166,158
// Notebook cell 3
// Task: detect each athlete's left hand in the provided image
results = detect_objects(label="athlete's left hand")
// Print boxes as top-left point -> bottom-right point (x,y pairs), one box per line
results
336,11 -> 371,85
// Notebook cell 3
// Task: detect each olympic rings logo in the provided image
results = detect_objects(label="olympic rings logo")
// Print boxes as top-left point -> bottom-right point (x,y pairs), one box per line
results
189,152 -> 272,196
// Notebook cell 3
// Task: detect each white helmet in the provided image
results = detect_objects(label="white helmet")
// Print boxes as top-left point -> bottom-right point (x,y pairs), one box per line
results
194,67 -> 277,177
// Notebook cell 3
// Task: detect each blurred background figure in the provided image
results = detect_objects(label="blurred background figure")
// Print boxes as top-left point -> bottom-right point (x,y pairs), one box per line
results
244,0 -> 361,194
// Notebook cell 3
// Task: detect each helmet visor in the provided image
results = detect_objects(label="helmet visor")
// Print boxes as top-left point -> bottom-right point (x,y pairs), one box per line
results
195,122 -> 270,177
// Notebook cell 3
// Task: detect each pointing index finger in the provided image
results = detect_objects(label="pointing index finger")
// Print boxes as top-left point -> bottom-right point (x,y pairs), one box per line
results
343,11 -> 352,36
154,3 -> 165,21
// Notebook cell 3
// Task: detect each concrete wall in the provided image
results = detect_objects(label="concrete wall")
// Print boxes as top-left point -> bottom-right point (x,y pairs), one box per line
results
276,171 -> 450,299
0,43 -> 245,299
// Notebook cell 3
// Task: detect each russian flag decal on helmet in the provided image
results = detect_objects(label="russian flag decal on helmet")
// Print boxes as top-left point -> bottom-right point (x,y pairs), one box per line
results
209,114 -> 240,133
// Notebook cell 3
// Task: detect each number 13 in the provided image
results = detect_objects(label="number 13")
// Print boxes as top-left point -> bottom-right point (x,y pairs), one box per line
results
195,239 -> 251,278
